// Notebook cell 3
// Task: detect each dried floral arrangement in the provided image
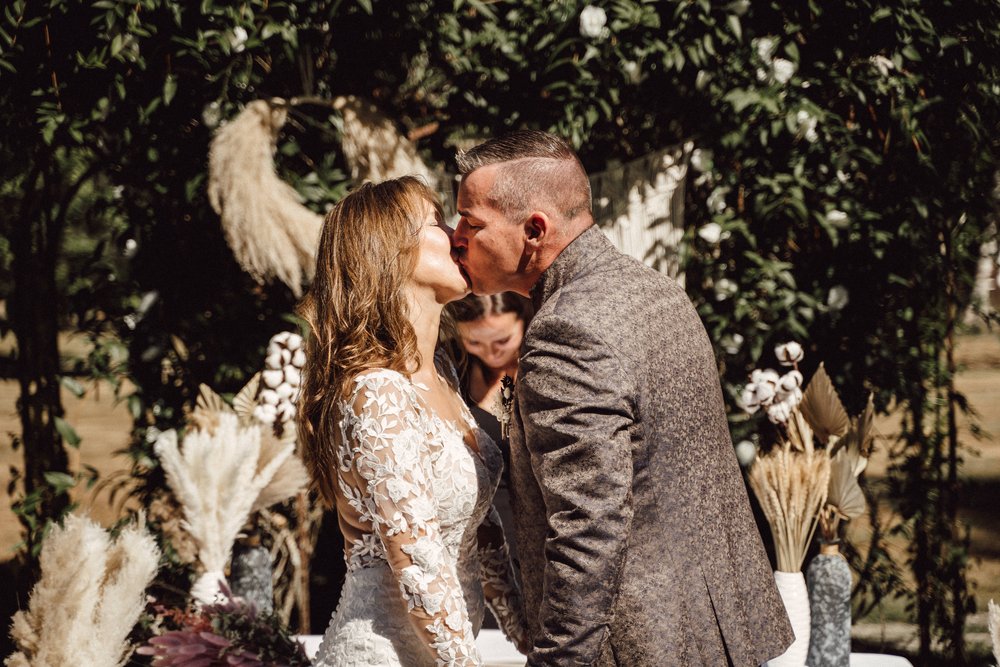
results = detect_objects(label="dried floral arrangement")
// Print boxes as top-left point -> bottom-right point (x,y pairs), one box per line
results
137,584 -> 310,667
153,332 -> 309,605
6,514 -> 160,667
740,342 -> 876,572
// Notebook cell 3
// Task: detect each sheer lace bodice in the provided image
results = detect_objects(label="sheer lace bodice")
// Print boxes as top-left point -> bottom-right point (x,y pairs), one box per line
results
313,363 -> 526,667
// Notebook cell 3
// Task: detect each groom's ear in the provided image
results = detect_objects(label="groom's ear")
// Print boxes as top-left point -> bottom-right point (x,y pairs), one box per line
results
523,213 -> 549,251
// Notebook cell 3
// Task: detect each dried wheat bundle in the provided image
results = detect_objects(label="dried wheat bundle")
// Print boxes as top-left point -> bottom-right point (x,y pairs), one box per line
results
989,598 -> 1000,667
207,100 -> 321,297
6,514 -> 160,667
748,441 -> 831,572
154,412 -> 294,604
334,94 -> 439,189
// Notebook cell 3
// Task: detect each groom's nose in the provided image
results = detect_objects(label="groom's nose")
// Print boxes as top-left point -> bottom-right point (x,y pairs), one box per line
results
451,220 -> 469,250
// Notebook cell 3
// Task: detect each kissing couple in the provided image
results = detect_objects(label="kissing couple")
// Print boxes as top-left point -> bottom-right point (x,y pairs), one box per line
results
298,130 -> 794,666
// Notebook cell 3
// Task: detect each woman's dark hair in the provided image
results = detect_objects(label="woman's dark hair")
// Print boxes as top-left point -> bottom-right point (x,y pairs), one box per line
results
447,292 -> 533,324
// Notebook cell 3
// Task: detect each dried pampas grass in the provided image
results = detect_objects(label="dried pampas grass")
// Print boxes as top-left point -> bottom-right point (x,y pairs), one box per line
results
208,100 -> 322,297
748,441 -> 830,573
6,514 -> 160,667
334,95 -> 439,189
207,95 -> 440,298
155,412 -> 294,604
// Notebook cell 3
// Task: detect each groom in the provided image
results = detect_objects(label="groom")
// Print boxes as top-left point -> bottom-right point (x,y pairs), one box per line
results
452,130 -> 793,666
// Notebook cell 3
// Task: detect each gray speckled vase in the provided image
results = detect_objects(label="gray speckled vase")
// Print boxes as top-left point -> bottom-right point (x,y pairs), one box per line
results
231,537 -> 274,614
806,544 -> 852,667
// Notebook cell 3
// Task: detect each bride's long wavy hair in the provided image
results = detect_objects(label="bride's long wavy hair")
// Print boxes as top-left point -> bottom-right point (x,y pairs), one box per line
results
297,176 -> 440,507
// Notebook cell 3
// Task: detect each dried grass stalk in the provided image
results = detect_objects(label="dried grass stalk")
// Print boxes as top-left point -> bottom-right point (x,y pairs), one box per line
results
6,514 -> 160,667
208,100 -> 321,297
748,442 -> 831,572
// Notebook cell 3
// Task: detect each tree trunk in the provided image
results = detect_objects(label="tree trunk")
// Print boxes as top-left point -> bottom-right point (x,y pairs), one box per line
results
9,164 -> 69,554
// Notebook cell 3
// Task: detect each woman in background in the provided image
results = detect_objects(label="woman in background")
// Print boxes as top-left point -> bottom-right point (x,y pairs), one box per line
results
297,177 -> 526,666
447,293 -> 532,565
448,293 -> 532,444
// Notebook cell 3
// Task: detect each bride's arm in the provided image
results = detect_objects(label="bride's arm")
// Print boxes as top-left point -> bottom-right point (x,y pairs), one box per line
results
477,508 -> 529,653
342,373 -> 482,666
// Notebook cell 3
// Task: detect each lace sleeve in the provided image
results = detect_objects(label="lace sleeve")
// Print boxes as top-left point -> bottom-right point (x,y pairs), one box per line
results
341,372 -> 482,666
477,506 -> 529,653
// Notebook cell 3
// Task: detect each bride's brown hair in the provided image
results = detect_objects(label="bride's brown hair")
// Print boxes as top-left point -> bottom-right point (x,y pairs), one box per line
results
297,176 -> 440,507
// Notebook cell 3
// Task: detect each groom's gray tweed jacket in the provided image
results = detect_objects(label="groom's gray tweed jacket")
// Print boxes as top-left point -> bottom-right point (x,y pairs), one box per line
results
509,225 -> 794,666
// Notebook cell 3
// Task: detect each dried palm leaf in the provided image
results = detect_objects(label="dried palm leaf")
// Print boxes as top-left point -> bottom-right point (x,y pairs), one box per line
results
854,393 -> 878,457
826,443 -> 866,519
208,100 -> 322,298
188,384 -> 233,434
252,430 -> 309,513
799,363 -> 850,447
233,373 -> 262,423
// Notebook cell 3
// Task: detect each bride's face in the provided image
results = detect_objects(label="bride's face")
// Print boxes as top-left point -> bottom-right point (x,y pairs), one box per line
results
409,199 -> 471,304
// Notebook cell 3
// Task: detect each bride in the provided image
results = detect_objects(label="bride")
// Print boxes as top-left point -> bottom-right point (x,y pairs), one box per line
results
297,176 -> 527,666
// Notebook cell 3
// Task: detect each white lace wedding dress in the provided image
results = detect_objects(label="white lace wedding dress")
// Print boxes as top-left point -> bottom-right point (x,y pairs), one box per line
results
312,364 -> 526,667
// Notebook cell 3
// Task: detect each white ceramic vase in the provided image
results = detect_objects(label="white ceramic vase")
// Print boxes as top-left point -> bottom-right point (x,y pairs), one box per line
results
768,570 -> 811,667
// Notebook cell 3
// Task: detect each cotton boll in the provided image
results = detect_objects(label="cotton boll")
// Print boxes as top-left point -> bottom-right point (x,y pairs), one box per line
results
285,334 -> 302,351
275,383 -> 295,401
265,351 -> 282,370
280,348 -> 292,365
755,382 -> 777,406
276,403 -> 296,423
735,440 -> 757,467
774,342 -> 804,366
272,331 -> 291,346
260,389 -> 280,405
262,369 -> 284,389
254,404 -> 277,424
780,370 -> 804,393
283,367 -> 301,387
292,349 -> 306,368
759,369 -> 781,385
767,400 -> 792,424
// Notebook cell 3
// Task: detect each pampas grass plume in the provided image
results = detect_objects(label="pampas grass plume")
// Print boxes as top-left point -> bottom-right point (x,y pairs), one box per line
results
208,100 -> 321,297
155,412 -> 295,603
5,514 -> 160,667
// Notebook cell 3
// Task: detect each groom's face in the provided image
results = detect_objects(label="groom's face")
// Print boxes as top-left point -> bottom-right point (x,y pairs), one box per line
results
453,165 -> 528,296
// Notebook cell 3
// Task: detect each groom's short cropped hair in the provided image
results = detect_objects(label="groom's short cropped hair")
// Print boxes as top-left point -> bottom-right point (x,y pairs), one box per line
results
456,130 -> 593,225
